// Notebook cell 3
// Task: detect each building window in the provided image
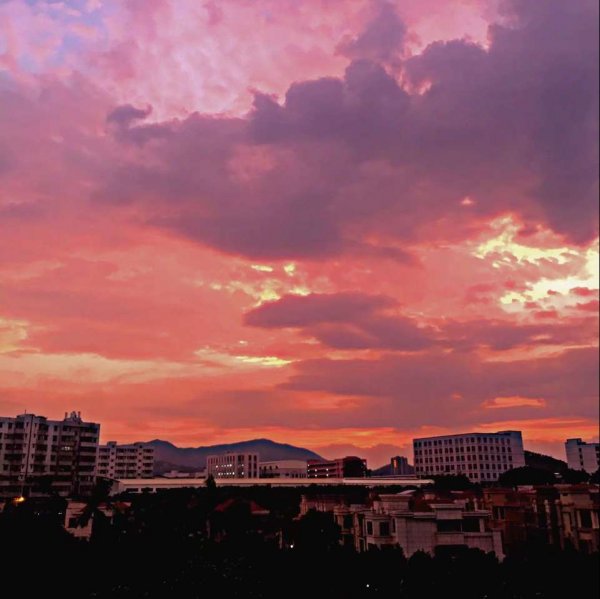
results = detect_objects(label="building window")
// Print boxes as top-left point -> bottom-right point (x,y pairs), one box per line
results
579,510 -> 593,528
463,518 -> 481,532
437,520 -> 462,533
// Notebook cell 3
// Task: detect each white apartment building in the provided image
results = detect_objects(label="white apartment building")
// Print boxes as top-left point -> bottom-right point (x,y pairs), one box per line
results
0,411 -> 100,498
328,491 -> 504,558
259,459 -> 307,478
413,431 -> 525,482
565,438 -> 600,474
207,452 -> 259,479
96,441 -> 155,479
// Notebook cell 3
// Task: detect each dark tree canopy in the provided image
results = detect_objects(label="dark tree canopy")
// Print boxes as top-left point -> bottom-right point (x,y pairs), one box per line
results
498,466 -> 557,487
431,474 -> 474,491
560,469 -> 590,484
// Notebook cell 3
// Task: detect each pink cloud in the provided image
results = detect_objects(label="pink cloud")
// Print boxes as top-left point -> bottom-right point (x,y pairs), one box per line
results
0,0 -> 597,460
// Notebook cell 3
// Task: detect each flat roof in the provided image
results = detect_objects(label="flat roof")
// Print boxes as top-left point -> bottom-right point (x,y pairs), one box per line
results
112,476 -> 432,492
413,431 -> 520,441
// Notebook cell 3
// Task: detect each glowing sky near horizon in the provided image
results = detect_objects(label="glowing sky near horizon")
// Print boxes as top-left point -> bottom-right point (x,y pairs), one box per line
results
0,0 -> 598,466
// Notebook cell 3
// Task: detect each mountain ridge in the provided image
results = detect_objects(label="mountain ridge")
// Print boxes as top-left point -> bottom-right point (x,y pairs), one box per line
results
143,438 -> 324,473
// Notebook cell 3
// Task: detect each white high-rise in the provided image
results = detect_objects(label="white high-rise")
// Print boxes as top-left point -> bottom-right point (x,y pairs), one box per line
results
413,431 -> 525,482
565,438 -> 600,474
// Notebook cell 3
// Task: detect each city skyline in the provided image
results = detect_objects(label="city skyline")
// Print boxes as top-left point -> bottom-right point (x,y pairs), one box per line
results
1,0 -> 598,465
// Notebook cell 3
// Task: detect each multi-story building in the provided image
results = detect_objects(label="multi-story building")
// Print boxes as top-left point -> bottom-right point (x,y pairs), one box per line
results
390,456 -> 414,476
0,411 -> 100,498
483,486 -> 561,550
324,491 -> 504,558
300,494 -> 354,516
259,459 -> 307,478
554,484 -> 600,553
96,441 -> 154,479
413,431 -> 525,482
565,438 -> 600,474
206,452 -> 259,479
307,456 -> 367,479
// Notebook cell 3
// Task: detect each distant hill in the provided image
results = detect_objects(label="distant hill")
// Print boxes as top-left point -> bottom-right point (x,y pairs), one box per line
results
372,464 -> 393,476
145,439 -> 324,474
524,450 -> 568,475
371,463 -> 415,476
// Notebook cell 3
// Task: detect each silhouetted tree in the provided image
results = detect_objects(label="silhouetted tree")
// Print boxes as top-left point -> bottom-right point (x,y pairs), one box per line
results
431,474 -> 474,491
2,486 -> 599,598
561,468 -> 590,484
498,466 -> 556,486
293,509 -> 341,552
75,477 -> 116,542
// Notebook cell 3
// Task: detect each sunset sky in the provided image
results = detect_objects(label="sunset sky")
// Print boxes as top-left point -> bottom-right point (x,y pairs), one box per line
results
0,0 -> 598,466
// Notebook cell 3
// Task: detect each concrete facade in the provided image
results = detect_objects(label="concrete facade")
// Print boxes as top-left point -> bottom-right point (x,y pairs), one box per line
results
97,441 -> 154,479
329,491 -> 504,559
307,456 -> 367,478
259,459 -> 307,478
483,487 -> 561,549
207,452 -> 259,479
0,412 -> 100,499
413,431 -> 525,482
554,484 -> 600,553
565,438 -> 600,474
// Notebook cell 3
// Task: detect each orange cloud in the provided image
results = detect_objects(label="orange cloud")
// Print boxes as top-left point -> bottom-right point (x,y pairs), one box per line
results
483,396 -> 547,409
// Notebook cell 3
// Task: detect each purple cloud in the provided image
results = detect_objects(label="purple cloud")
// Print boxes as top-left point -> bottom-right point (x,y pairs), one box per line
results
245,293 -> 595,352
91,0 -> 598,259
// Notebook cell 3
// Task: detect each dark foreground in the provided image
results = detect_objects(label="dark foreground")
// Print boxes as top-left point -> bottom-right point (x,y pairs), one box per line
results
1,489 -> 597,598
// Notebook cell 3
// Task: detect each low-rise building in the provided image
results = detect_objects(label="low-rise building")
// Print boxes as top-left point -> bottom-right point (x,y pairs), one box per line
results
301,494 -> 355,516
483,486 -> 561,549
207,452 -> 259,479
413,431 -> 525,482
327,490 -> 504,558
307,456 -> 367,479
96,442 -> 154,479
554,484 -> 600,553
565,438 -> 600,474
207,498 -> 272,543
259,460 -> 307,478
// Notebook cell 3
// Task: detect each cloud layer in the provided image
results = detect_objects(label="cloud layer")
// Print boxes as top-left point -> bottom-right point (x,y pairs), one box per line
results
0,0 -> 597,463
